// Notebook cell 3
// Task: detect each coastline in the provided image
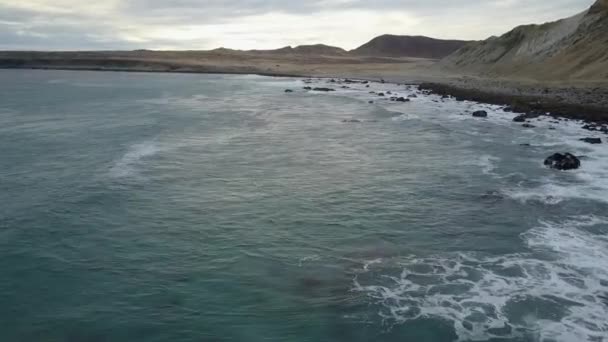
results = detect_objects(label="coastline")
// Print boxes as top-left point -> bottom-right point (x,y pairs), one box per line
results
419,81 -> 608,125
2,63 -> 607,124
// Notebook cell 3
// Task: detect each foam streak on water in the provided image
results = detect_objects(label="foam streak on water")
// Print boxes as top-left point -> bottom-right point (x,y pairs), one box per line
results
110,141 -> 160,178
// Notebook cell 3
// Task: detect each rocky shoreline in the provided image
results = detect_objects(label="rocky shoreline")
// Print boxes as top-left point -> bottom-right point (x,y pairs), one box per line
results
419,81 -> 608,124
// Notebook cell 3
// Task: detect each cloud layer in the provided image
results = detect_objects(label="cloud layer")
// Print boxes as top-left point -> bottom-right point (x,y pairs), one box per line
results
0,0 -> 595,50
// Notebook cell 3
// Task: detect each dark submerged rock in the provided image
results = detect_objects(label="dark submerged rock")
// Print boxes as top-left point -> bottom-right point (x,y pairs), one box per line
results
303,86 -> 312,90
544,153 -> 581,170
313,87 -> 335,92
284,89 -> 294,93
472,110 -> 488,118
579,137 -> 602,144
522,123 -> 536,128
342,119 -> 362,123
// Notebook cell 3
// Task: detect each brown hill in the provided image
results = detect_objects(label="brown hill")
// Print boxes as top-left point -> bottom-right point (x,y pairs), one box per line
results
209,44 -> 347,56
350,35 -> 470,59
272,44 -> 348,56
441,0 -> 608,80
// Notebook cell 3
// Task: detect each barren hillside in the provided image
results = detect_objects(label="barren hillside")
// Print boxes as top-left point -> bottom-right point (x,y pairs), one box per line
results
441,0 -> 608,80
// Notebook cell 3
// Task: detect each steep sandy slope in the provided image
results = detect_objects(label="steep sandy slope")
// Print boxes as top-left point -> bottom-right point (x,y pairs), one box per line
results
441,0 -> 608,80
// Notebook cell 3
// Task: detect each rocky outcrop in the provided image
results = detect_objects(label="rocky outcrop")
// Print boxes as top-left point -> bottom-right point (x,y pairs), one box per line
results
580,137 -> 602,144
472,110 -> 488,117
544,153 -> 581,170
513,115 -> 527,122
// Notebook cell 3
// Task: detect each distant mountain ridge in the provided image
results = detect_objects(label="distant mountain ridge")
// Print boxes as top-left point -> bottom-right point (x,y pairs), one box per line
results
210,36 -> 471,59
441,0 -> 608,80
350,35 -> 470,59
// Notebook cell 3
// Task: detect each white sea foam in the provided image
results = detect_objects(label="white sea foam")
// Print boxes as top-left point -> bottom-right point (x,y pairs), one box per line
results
110,141 -> 160,178
478,155 -> 501,175
298,255 -> 321,267
354,216 -> 608,342
391,113 -> 420,121
363,258 -> 383,271
501,182 -> 572,205
502,175 -> 608,205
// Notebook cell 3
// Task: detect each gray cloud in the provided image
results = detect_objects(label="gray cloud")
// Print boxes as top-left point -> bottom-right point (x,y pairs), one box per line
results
0,0 -> 596,50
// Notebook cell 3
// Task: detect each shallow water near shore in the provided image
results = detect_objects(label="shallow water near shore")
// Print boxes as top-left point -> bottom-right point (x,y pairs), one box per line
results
1,69 -> 607,342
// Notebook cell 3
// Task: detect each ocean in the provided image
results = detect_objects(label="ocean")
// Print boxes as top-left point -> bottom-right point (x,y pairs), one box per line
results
0,69 -> 607,342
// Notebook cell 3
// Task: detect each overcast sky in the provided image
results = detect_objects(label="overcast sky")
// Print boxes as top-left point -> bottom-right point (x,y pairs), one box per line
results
0,0 -> 595,50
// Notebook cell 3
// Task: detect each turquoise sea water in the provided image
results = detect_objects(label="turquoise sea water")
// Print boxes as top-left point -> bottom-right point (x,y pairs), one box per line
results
1,70 -> 607,342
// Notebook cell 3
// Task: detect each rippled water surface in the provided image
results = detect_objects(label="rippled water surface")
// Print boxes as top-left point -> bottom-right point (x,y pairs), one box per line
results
1,70 -> 607,342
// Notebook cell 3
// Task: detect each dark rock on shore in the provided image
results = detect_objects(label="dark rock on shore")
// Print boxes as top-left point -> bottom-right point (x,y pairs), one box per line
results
583,124 -> 608,133
303,86 -> 312,90
313,87 -> 335,92
582,124 -> 597,131
513,115 -> 527,122
544,153 -> 581,170
580,137 -> 602,144
377,93 -> 385,96
472,110 -> 488,118
513,111 -> 543,122
284,89 -> 293,93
